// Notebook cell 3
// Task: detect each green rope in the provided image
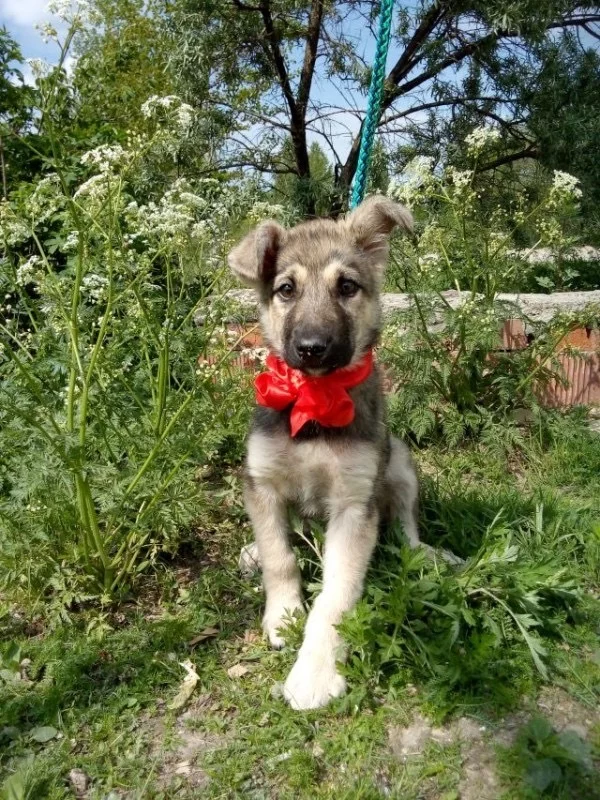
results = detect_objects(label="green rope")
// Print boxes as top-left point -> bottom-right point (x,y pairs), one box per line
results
350,0 -> 395,210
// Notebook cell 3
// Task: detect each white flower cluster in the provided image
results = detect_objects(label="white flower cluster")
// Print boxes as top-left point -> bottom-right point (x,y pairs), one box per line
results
81,273 -> 108,304
464,125 -> 501,155
16,255 -> 43,287
191,220 -> 212,241
63,231 -> 80,252
81,144 -> 129,174
551,170 -> 582,200
124,179 -> 226,245
27,58 -> 51,81
0,202 -> 30,246
247,201 -> 288,224
74,173 -> 112,201
141,95 -> 195,134
417,252 -> 442,275
47,0 -> 101,27
176,105 -> 194,133
35,22 -> 58,43
387,156 -> 435,207
446,167 -> 474,190
27,174 -> 63,223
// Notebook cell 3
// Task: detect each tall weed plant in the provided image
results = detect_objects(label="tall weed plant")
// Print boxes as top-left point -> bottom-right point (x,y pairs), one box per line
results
0,13 -> 287,603
383,134 -> 593,443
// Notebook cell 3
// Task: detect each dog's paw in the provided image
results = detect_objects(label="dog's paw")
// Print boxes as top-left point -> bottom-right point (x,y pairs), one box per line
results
263,594 -> 304,649
239,541 -> 261,578
283,654 -> 346,710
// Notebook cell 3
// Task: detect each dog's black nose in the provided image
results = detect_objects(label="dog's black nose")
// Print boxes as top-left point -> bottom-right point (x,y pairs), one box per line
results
295,337 -> 330,361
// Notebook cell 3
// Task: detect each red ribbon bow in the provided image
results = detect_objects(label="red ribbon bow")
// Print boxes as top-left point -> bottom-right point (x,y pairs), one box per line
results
254,350 -> 374,437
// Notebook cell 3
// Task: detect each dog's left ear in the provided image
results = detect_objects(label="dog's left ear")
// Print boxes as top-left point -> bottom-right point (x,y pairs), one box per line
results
345,196 -> 413,257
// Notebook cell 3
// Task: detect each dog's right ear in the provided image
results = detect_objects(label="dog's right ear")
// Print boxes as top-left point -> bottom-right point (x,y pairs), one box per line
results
228,221 -> 286,287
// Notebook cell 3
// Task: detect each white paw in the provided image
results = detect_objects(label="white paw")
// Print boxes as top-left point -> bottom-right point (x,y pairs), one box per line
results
239,542 -> 261,577
263,593 -> 304,649
283,654 -> 347,710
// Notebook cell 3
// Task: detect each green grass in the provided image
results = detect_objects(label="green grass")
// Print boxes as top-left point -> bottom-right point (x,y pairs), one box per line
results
1,410 -> 599,799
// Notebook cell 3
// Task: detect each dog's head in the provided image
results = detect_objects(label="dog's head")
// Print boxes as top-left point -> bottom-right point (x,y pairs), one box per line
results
228,196 -> 413,374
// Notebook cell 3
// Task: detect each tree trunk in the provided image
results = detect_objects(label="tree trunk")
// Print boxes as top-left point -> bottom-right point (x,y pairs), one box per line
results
290,117 -> 315,217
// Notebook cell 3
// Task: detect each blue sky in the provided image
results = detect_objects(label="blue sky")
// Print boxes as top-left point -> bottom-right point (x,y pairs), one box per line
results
2,0 -> 64,63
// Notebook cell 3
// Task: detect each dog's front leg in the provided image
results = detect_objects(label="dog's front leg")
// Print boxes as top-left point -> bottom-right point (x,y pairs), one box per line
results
244,480 -> 303,648
283,505 -> 378,710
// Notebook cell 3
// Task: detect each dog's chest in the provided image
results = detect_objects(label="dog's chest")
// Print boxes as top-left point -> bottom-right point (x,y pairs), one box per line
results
247,431 -> 379,515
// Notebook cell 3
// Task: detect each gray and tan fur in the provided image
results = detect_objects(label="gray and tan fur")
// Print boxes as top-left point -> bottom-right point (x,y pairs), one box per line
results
228,197 -> 421,710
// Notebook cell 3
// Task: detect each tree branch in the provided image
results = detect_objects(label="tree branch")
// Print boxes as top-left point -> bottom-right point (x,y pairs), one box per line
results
221,160 -> 297,174
477,145 -> 539,172
258,0 -> 298,119
297,0 -> 325,115
387,3 -> 448,86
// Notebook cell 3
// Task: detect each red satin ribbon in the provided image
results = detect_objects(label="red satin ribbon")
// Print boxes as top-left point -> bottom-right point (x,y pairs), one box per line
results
255,350 -> 374,437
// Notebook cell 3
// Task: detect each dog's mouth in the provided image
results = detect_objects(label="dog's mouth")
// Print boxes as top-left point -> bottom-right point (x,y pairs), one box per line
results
282,339 -> 354,375
283,352 -> 352,376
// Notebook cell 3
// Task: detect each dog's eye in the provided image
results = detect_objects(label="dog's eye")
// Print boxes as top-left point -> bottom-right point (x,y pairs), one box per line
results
276,282 -> 295,299
338,278 -> 360,298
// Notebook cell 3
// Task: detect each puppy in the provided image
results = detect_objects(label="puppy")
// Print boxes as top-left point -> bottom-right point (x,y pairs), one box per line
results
228,196 -> 420,710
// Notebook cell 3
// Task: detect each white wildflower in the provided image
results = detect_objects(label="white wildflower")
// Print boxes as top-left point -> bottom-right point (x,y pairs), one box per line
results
141,95 -> 180,118
63,230 -> 80,252
27,58 -> 51,80
248,201 -> 287,223
417,253 -> 441,274
35,22 -> 58,43
446,167 -> 474,190
27,174 -> 63,223
176,103 -> 195,133
191,220 -> 211,240
141,96 -> 195,134
47,0 -> 72,17
551,170 -> 582,200
16,255 -> 43,286
0,202 -> 30,246
47,0 -> 100,26
81,273 -> 108,304
81,144 -> 129,174
74,173 -> 110,200
464,125 -> 501,155
388,156 -> 435,207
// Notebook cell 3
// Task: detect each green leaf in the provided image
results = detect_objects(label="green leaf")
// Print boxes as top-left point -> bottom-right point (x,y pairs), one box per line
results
525,758 -> 562,791
512,616 -> 548,678
4,643 -> 21,666
525,716 -> 553,743
1,771 -> 26,800
556,730 -> 591,766
461,606 -> 476,626
29,726 -> 58,743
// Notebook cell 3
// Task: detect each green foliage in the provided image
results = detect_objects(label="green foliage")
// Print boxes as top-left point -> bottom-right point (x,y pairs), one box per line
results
339,508 -> 581,710
515,716 -> 593,794
72,0 -> 173,136
522,35 -> 600,219
0,45 -> 262,600
381,148 -> 595,443
0,30 -> 40,196
272,141 -> 335,218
